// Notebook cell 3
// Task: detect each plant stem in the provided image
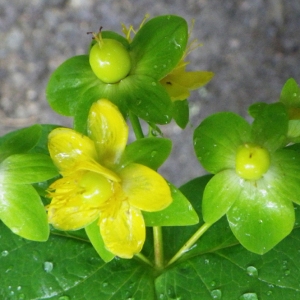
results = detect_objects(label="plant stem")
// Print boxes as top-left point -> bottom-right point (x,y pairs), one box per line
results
135,252 -> 153,267
129,112 -> 144,139
153,226 -> 164,271
167,222 -> 212,267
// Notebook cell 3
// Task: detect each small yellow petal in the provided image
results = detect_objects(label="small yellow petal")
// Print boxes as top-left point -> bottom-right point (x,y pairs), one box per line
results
88,99 -> 128,167
119,163 -> 172,212
169,70 -> 214,90
73,160 -> 121,182
48,128 -> 98,172
99,200 -> 145,258
160,77 -> 190,101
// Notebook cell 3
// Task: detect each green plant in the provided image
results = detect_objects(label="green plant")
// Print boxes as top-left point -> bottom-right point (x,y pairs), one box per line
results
1,14 -> 300,300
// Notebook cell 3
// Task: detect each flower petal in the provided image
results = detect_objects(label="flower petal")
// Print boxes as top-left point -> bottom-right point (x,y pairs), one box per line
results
99,199 -> 145,258
48,128 -> 98,172
88,99 -> 128,166
119,163 -> 172,212
48,193 -> 100,231
47,171 -> 114,231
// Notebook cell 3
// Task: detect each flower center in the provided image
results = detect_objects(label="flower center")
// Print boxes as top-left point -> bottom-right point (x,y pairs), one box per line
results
235,143 -> 270,180
80,171 -> 114,206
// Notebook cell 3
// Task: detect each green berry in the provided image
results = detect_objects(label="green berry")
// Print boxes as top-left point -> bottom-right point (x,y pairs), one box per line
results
235,143 -> 270,180
89,37 -> 131,84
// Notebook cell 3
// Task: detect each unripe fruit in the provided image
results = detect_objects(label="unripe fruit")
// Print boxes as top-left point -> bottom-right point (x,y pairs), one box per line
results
235,143 -> 270,180
89,34 -> 131,84
80,171 -> 114,206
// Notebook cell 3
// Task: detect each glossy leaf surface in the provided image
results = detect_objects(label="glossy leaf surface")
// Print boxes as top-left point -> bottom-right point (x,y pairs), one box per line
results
2,175 -> 300,299
130,15 -> 188,80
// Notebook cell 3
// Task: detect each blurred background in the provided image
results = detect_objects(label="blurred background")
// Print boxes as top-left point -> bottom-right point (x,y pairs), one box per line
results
0,0 -> 299,185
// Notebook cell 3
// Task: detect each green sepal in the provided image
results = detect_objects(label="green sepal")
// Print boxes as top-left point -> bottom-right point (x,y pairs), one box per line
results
172,99 -> 189,129
143,183 -> 199,226
130,15 -> 188,80
193,112 -> 251,174
227,178 -> 295,255
85,219 -> 115,263
0,124 -> 42,162
280,78 -> 300,108
121,137 -> 172,170
0,184 -> 49,241
248,102 -> 268,118
46,55 -> 103,116
123,75 -> 172,124
251,102 -> 288,151
202,169 -> 242,224
102,30 -> 130,50
0,153 -> 59,184
287,120 -> 300,143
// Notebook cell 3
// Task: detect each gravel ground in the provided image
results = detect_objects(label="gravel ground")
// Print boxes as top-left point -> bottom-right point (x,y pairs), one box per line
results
1,0 -> 299,186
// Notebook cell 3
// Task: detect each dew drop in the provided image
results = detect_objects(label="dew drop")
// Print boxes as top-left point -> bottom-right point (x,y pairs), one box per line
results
204,258 -> 210,265
18,294 -> 25,300
2,250 -> 9,257
151,150 -> 157,157
239,293 -> 258,300
267,290 -> 272,296
43,261 -> 53,273
102,282 -> 108,287
210,281 -> 216,287
284,269 -> 290,276
58,296 -> 70,300
246,266 -> 258,277
211,289 -> 222,299
151,82 -> 157,86
17,286 -> 22,291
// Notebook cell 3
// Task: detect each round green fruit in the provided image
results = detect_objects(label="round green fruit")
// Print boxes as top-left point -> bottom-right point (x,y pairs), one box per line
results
235,143 -> 270,180
89,38 -> 131,84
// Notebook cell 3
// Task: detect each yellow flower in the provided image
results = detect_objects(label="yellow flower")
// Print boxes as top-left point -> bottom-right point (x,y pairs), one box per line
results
160,59 -> 214,101
47,99 -> 172,258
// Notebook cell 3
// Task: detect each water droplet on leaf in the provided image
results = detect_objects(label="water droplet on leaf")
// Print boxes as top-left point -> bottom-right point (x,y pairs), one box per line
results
211,289 -> 222,299
58,296 -> 70,300
267,290 -> 272,296
239,293 -> 258,300
43,261 -> 53,273
1,250 -> 9,257
246,266 -> 258,277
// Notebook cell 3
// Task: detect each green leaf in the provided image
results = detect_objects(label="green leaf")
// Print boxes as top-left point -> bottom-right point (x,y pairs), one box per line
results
0,153 -> 58,184
102,30 -> 130,50
248,102 -> 268,118
122,137 -> 172,170
46,55 -> 104,116
0,124 -> 42,162
0,222 -> 155,300
172,99 -> 189,129
130,15 -> 188,80
280,77 -> 300,107
251,102 -> 288,151
227,178 -> 295,254
143,183 -> 199,226
123,75 -> 172,124
202,170 -> 242,224
85,220 -> 115,263
193,112 -> 251,173
270,149 -> 300,205
0,185 -> 49,241
287,120 -> 300,142
30,124 -> 60,154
